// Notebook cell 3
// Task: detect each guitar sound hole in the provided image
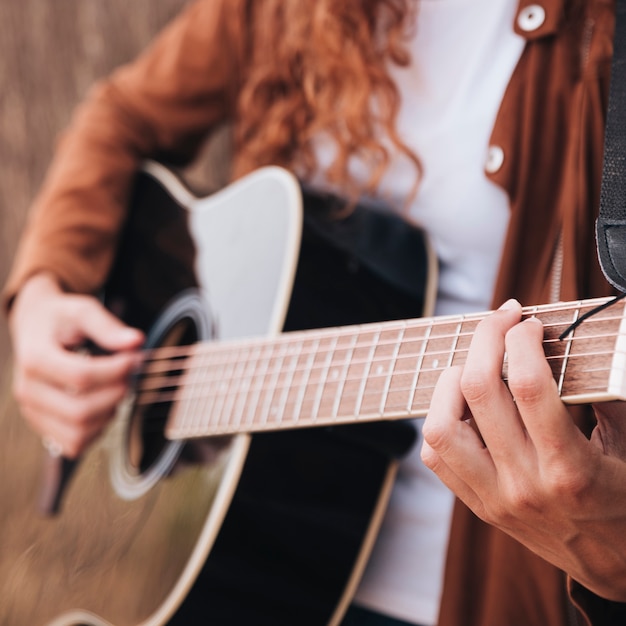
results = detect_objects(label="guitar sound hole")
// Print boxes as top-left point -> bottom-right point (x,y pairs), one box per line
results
128,317 -> 199,474
110,287 -> 213,501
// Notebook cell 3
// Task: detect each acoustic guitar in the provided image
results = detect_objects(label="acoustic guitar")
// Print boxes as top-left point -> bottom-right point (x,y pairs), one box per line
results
1,162 -> 624,626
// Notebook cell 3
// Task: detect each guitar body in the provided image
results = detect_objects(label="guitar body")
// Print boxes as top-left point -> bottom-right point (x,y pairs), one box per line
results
0,163 -> 432,625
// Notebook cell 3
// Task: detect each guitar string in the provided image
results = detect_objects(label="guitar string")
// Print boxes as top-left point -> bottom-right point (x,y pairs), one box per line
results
134,321 -> 626,396
135,363 -> 618,436
137,310 -> 626,375
123,303 -> 626,432
134,360 -> 626,433
176,305 -> 623,361
135,336 -> 622,397
134,344 -> 621,434
133,352 -> 624,435
558,292 -> 626,340
134,297 -> 624,358
136,371 -> 616,415
135,355 -> 620,407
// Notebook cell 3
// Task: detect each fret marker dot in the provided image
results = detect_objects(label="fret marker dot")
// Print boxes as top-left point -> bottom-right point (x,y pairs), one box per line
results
376,365 -> 384,375
432,359 -> 439,369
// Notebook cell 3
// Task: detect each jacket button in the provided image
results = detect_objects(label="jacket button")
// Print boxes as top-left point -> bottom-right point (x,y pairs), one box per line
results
485,145 -> 504,174
517,4 -> 546,32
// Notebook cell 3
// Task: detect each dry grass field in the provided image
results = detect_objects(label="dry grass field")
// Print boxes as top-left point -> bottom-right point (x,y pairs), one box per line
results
0,2 -> 231,621
0,0 -> 192,365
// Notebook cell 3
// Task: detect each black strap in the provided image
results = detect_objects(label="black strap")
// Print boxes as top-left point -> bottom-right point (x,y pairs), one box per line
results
596,0 -> 626,291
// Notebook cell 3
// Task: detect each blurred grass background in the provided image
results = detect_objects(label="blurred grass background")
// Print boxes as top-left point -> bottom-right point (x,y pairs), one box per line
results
0,0 -> 192,374
0,2 -> 233,619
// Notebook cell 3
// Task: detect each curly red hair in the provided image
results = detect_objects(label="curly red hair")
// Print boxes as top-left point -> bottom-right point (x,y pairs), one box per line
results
233,0 -> 420,200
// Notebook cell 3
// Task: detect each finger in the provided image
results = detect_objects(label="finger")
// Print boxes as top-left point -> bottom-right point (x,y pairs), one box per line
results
29,407 -> 111,459
23,348 -> 142,395
56,296 -> 144,353
461,299 -> 527,457
21,395 -> 115,459
18,379 -> 128,458
421,441 -> 490,519
422,366 -> 496,508
507,317 -> 588,458
17,373 -> 129,428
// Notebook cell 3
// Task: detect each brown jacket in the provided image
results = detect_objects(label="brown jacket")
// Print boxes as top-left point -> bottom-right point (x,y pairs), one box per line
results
3,0 -> 624,624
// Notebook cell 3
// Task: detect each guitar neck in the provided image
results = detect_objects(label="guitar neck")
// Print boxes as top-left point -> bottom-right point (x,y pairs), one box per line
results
133,297 -> 626,441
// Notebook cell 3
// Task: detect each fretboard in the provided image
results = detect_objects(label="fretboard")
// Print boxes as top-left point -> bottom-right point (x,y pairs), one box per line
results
133,297 -> 626,441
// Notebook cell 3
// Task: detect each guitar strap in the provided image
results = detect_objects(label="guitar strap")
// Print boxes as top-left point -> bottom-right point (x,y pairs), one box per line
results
596,0 -> 626,292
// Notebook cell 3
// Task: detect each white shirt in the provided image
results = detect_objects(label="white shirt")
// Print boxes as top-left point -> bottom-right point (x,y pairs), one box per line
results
310,1 -> 524,624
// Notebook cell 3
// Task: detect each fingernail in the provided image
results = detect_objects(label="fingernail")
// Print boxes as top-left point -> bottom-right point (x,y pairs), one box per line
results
119,328 -> 144,343
523,315 -> 543,325
122,327 -> 142,337
499,298 -> 520,310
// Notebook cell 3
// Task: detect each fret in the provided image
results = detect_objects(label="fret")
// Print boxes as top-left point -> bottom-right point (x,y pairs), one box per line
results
453,316 -> 481,367
609,302 -> 626,399
286,337 -> 320,425
538,302 -> 583,394
349,323 -> 402,416
353,325 -> 401,417
279,337 -> 312,425
335,330 -> 373,417
297,335 -> 337,422
215,345 -> 250,432
403,320 -> 432,415
230,343 -> 264,431
184,345 -> 217,436
353,328 -> 381,418
257,339 -> 289,426
243,342 -> 274,428
271,339 -> 304,426
447,321 -> 462,368
155,348 -> 188,438
555,300 -> 622,400
556,306 -> 579,396
201,342 -> 223,432
186,345 -> 212,437
329,331 -> 359,419
205,346 -> 234,433
313,330 -> 355,420
309,333 -> 339,422
410,316 -> 465,415
378,323 -> 405,416
165,355 -> 183,437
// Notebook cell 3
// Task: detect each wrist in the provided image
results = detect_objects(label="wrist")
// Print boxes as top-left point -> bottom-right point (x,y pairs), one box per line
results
8,272 -> 64,326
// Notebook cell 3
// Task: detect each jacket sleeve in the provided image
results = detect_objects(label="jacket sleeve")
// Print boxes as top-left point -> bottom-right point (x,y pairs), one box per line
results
2,0 -> 243,311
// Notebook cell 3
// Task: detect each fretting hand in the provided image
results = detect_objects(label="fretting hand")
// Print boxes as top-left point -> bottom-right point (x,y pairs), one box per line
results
421,299 -> 626,602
